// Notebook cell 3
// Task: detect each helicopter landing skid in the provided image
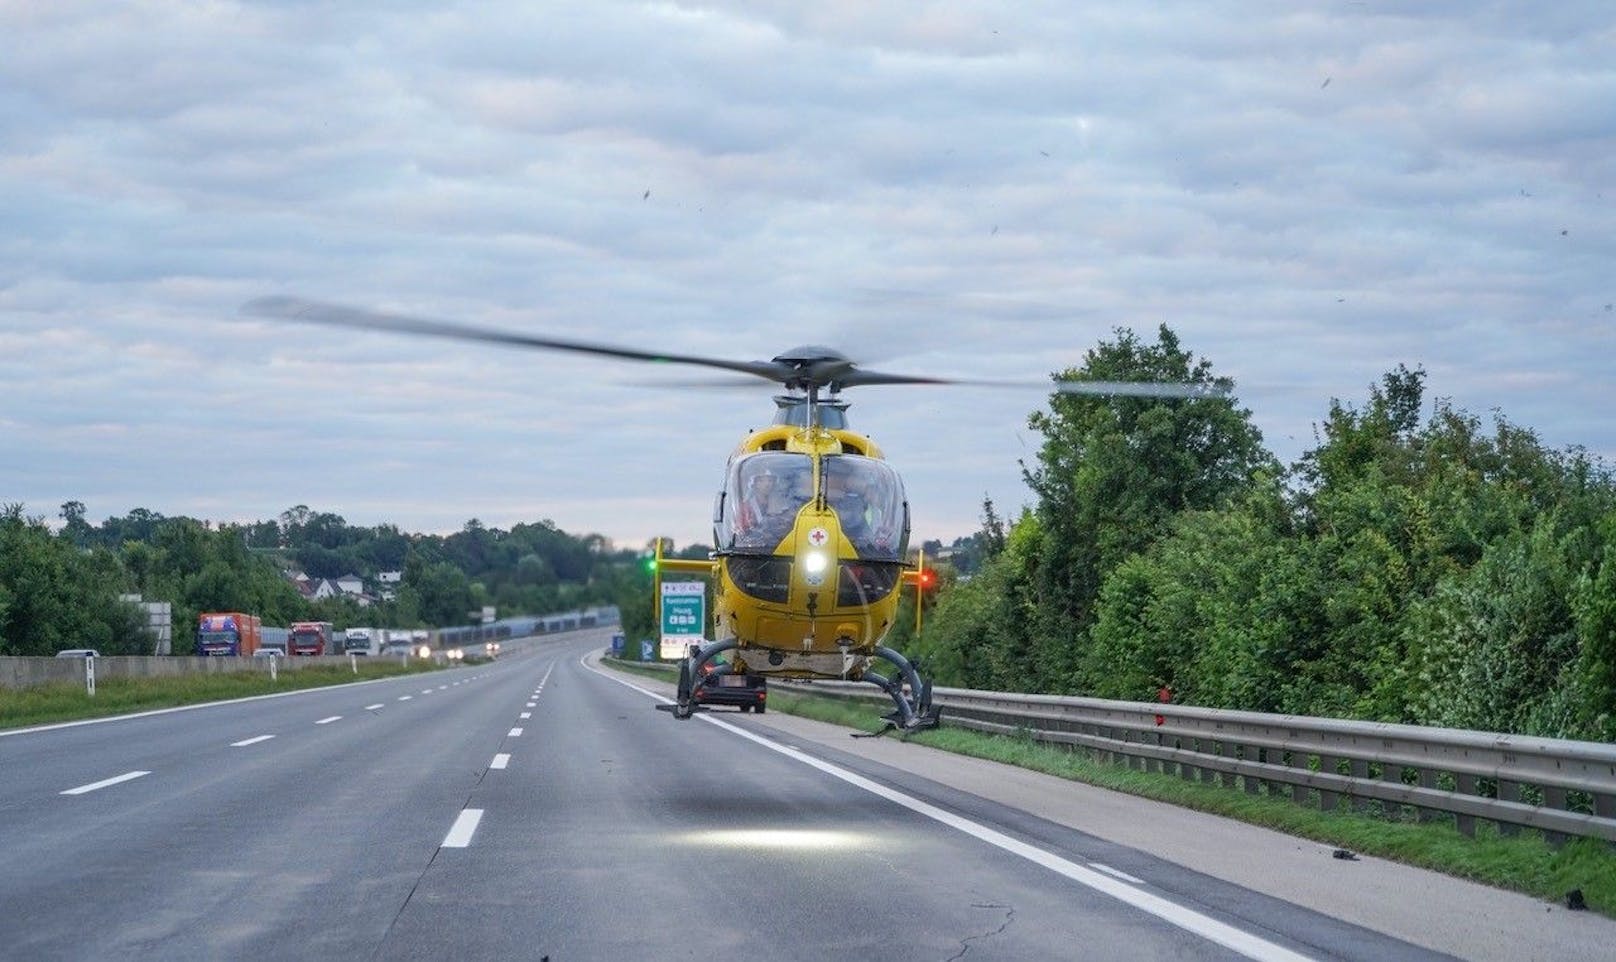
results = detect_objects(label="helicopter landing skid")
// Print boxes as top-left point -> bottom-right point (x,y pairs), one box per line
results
851,705 -> 942,739
848,646 -> 941,737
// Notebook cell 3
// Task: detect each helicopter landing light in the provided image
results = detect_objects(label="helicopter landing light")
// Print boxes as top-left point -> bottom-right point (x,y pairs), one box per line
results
802,551 -> 829,575
676,829 -> 867,852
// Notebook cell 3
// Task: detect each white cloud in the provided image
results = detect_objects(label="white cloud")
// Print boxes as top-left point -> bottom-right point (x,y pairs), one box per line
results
2,0 -> 1611,549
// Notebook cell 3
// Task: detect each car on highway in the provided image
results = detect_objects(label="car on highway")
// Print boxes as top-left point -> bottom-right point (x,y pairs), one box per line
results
252,648 -> 282,659
691,666 -> 767,713
54,649 -> 100,658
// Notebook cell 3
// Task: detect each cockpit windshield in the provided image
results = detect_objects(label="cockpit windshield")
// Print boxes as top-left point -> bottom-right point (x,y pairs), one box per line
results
720,452 -> 814,551
822,454 -> 908,561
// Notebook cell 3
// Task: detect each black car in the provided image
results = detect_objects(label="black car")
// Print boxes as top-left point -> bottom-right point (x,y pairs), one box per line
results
691,667 -> 767,713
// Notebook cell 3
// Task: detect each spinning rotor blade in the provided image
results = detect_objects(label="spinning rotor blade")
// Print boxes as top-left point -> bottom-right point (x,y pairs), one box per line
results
242,296 -> 1230,399
240,296 -> 787,383
1052,379 -> 1229,399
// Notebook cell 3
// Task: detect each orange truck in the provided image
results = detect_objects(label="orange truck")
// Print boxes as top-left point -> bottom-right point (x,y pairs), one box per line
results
196,612 -> 262,657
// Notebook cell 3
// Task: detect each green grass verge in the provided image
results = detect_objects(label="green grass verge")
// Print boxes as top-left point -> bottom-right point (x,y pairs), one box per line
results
0,661 -> 446,731
603,657 -> 1616,918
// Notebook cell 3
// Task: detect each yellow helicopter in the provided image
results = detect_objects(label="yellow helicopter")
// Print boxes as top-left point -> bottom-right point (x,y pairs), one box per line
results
243,296 -> 1221,732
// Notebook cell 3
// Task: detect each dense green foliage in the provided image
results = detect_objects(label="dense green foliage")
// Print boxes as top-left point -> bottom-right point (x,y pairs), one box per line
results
914,333 -> 1616,741
2,502 -> 671,657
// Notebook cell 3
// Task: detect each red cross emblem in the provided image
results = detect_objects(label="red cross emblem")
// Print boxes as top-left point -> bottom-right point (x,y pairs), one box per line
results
808,527 -> 829,546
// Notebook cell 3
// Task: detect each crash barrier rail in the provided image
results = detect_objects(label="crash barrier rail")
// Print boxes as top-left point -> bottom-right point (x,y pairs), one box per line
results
776,679 -> 1616,845
0,652 -> 444,690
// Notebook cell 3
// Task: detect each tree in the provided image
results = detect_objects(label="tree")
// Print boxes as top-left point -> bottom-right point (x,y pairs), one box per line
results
1023,325 -> 1274,689
59,500 -> 93,548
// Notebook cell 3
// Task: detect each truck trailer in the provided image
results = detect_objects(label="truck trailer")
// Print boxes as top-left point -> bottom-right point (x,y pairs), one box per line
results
196,612 -> 262,657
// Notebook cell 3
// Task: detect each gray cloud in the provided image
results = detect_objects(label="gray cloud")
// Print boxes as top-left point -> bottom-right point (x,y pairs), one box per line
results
3,1 -> 1611,548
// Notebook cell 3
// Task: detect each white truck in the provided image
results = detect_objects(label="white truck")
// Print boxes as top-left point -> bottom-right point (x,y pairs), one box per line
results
343,627 -> 381,657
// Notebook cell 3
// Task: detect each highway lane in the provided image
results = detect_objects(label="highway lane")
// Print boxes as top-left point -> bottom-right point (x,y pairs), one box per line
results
2,627 -> 1600,960
374,636 -> 1447,962
0,635 -> 566,961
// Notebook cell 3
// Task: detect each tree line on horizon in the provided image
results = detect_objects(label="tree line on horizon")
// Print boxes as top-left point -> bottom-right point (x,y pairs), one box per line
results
912,326 -> 1616,742
0,504 -> 681,657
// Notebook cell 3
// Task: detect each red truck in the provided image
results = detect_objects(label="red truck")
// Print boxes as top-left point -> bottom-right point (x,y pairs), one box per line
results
196,612 -> 262,657
289,621 -> 335,656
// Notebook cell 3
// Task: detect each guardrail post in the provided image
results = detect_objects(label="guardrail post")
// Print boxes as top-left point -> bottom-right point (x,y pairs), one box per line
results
1456,773 -> 1479,837
1417,767 -> 1439,822
1350,758 -> 1371,812
1496,780 -> 1521,836
1544,786 -> 1569,845
1240,743 -> 1261,794
1380,761 -> 1405,821
1319,755 -> 1341,811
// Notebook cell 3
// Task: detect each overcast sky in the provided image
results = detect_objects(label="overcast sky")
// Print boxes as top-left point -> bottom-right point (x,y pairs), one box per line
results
3,1 -> 1612,551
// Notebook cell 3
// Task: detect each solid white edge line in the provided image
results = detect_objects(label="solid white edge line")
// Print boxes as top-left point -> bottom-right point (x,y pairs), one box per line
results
230,734 -> 275,747
61,770 -> 151,795
442,808 -> 484,848
315,716 -> 342,725
586,657 -> 1317,962
1091,862 -> 1147,885
490,753 -> 511,770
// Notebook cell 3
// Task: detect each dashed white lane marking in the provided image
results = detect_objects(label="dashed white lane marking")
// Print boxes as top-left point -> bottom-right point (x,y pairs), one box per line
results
490,753 -> 510,770
1091,862 -> 1146,885
365,704 -> 385,711
421,689 -> 434,695
441,809 -> 484,848
438,685 -> 448,690
589,659 -> 1316,962
61,771 -> 150,796
398,695 -> 412,701
231,735 -> 275,747
519,712 -> 531,719
525,702 -> 536,708
508,727 -> 524,737
315,716 -> 342,725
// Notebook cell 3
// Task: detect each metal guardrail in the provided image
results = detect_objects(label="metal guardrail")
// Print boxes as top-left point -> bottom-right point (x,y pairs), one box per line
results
780,680 -> 1616,844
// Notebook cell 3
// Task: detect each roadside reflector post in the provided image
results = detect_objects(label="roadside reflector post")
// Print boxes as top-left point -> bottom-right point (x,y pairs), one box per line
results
85,656 -> 96,697
270,656 -> 279,683
350,653 -> 358,675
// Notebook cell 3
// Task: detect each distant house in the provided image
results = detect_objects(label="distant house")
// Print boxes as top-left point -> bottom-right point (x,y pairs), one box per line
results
336,573 -> 365,596
378,570 -> 403,585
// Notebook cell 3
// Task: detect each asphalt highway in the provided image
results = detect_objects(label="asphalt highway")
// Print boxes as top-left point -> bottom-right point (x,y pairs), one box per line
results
3,627 -> 1610,960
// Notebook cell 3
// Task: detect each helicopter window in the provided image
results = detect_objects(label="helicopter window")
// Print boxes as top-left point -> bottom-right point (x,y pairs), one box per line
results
821,455 -> 909,561
728,555 -> 792,603
722,452 -> 814,551
837,561 -> 902,607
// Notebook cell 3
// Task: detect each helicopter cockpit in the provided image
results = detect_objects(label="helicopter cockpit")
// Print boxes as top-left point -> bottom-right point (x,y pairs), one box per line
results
821,454 -> 908,561
716,451 -> 909,559
721,452 -> 814,551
